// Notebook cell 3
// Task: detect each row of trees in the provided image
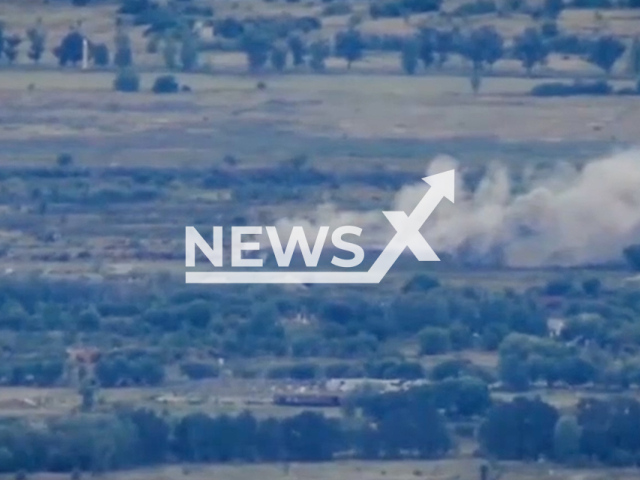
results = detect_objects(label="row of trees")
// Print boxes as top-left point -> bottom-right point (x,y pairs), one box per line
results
1,262 -> 640,384
481,396 -> 640,466
1,17 -> 635,81
1,386 -> 640,472
498,331 -> 640,391
0,400 -> 451,472
0,21 -> 46,64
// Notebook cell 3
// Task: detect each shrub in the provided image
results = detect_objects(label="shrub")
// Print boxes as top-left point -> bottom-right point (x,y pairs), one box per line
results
92,43 -> 110,66
56,153 -> 74,167
370,1 -> 405,17
540,21 -> 559,38
544,278 -> 574,296
402,274 -> 441,293
587,35 -> 626,75
582,278 -> 602,296
403,0 -> 442,12
419,327 -> 451,355
401,37 -> 419,74
324,362 -> 365,378
55,30 -> 84,66
370,0 -> 441,18
322,2 -> 353,15
569,0 -> 612,7
530,80 -> 612,97
548,33 -> 591,55
452,0 -> 497,16
214,17 -> 245,39
152,75 -> 179,94
113,68 -> 140,92
180,362 -> 220,380
616,87 -> 638,95
623,244 -> 640,270
118,0 -> 152,15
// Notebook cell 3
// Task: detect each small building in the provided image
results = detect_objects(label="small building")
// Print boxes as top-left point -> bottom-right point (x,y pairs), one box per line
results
547,317 -> 566,338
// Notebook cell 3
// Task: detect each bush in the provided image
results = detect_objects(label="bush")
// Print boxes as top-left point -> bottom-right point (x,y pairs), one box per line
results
152,75 -> 179,94
403,0 -> 443,12
540,21 -> 559,38
370,1 -> 405,17
419,327 -> 451,355
544,278 -> 574,296
118,0 -> 152,15
616,87 -> 638,96
370,0 -> 441,18
56,153 -> 74,167
324,362 -> 365,378
548,33 -> 591,55
180,362 -> 220,380
92,43 -> 110,66
214,17 -> 245,39
322,2 -> 353,15
113,68 -> 140,92
569,0 -> 612,7
402,274 -> 441,293
452,0 -> 497,15
530,80 -> 612,97
267,363 -> 319,380
623,244 -> 640,270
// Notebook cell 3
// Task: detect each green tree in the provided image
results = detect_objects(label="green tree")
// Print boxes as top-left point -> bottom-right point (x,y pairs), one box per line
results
417,27 -> 435,69
627,36 -> 640,76
514,27 -> 548,76
470,66 -> 482,94
113,68 -> 140,92
480,397 -> 559,460
0,22 -> 5,61
4,34 -> 22,64
498,354 -> 530,391
162,35 -> 178,70
623,244 -> 640,270
309,38 -> 330,72
27,19 -> 46,63
460,26 -> 503,71
288,33 -> 306,67
241,29 -> 272,72
553,415 -> 581,463
419,327 -> 451,355
180,29 -> 199,72
114,28 -> 133,68
79,381 -> 97,412
270,40 -> 288,72
543,0 -> 564,19
335,28 -> 364,69
55,29 -> 83,66
401,37 -> 419,74
434,28 -> 456,68
588,34 -> 626,76
91,43 -> 110,66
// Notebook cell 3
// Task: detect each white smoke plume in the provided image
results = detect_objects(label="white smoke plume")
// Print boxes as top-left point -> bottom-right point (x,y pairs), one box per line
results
275,150 -> 640,267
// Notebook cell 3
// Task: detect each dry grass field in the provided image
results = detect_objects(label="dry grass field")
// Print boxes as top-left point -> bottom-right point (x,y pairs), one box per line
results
6,458 -> 640,480
0,70 -> 634,168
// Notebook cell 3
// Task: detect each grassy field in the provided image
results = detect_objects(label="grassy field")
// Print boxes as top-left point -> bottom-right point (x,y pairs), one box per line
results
8,458 -> 640,480
0,5 -> 637,479
0,70 -> 632,167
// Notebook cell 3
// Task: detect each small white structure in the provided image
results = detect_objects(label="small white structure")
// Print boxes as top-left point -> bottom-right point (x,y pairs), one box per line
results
547,317 -> 566,338
82,37 -> 89,70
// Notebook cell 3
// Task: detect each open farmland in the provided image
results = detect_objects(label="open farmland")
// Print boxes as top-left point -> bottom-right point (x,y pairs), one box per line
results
0,0 -> 639,478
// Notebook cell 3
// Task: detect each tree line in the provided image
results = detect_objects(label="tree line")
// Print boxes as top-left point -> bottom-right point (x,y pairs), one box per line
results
2,0 -> 640,95
1,385 -> 640,472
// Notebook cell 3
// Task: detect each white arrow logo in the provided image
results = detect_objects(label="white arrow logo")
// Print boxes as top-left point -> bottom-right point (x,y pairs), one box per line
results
186,170 -> 455,284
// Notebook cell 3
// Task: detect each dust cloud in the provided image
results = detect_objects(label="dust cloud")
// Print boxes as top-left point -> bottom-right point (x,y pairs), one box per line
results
275,150 -> 640,267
